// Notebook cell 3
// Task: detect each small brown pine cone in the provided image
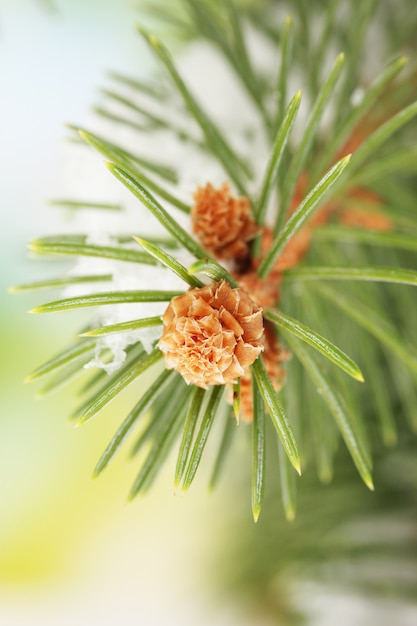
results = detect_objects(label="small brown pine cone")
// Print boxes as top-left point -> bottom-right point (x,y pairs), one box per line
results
158,281 -> 264,389
191,183 -> 259,262
236,269 -> 281,309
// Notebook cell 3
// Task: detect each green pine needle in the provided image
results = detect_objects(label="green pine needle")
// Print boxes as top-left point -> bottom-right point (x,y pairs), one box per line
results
29,237 -> 157,265
286,333 -> 374,490
278,441 -> 297,522
313,283 -> 417,376
209,411 -> 236,490
284,265 -> 417,286
276,52 -> 345,232
134,237 -> 204,288
181,385 -> 224,493
129,385 -> 194,498
313,226 -> 417,251
188,258 -> 239,287
93,369 -> 173,477
258,154 -> 351,278
252,377 -> 266,522
81,316 -> 162,337
349,99 -> 417,173
137,24 -> 251,195
29,290 -> 183,314
265,307 -> 364,382
76,127 -> 178,183
9,274 -> 113,293
311,54 -> 408,179
174,386 -> 206,488
255,90 -> 302,231
25,340 -> 96,383
77,348 -> 163,425
106,162 -> 207,258
49,199 -> 123,211
274,15 -> 294,130
78,129 -> 191,214
252,358 -> 301,475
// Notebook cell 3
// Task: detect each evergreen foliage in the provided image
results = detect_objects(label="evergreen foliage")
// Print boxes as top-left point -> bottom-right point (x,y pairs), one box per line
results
15,0 -> 417,529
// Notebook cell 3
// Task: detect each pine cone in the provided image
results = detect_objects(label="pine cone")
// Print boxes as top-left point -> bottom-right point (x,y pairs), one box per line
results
191,183 -> 259,262
158,281 -> 264,389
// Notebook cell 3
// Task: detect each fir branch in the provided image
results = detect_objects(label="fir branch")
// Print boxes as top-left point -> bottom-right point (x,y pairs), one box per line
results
18,0 -> 417,522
